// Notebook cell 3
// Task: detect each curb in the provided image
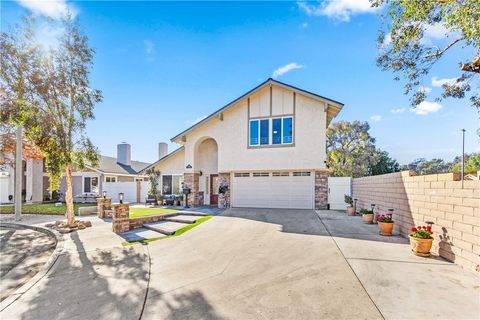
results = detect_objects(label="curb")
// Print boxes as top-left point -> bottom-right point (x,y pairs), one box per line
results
0,222 -> 65,311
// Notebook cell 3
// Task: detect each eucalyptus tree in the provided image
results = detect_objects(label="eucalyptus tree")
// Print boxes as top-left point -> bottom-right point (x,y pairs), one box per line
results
373,0 -> 479,110
1,16 -> 102,226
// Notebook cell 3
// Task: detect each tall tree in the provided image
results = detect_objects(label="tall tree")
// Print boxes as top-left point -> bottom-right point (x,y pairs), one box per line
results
368,149 -> 400,175
403,157 -> 451,175
450,152 -> 480,174
1,16 -> 102,226
373,0 -> 480,110
326,121 -> 378,177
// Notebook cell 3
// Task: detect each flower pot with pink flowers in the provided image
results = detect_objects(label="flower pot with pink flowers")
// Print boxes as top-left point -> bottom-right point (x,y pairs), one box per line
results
409,225 -> 433,257
377,212 -> 394,236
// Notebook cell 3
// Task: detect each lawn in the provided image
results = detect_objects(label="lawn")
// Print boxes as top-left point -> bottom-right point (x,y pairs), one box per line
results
0,203 -> 96,215
129,207 -> 180,218
123,215 -> 212,245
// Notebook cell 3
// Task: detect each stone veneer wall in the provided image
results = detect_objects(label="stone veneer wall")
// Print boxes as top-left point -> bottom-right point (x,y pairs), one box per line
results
129,213 -> 179,229
315,171 -> 328,210
112,203 -> 130,233
218,172 -> 231,209
96,198 -> 112,218
352,170 -> 479,273
184,172 -> 200,207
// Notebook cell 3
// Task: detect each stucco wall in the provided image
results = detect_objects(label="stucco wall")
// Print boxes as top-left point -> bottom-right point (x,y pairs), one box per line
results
352,171 -> 480,273
152,148 -> 185,175
182,84 -> 328,172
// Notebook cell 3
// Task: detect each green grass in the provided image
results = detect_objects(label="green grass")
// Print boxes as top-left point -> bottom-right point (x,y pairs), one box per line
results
122,215 -> 213,245
129,207 -> 180,218
0,203 -> 96,215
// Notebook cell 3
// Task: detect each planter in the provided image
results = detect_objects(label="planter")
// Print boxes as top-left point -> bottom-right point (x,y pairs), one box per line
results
362,214 -> 374,224
378,221 -> 394,236
346,206 -> 356,216
409,236 -> 433,257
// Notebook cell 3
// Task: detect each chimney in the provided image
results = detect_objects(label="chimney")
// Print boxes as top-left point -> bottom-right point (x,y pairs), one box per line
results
158,142 -> 168,159
117,142 -> 131,166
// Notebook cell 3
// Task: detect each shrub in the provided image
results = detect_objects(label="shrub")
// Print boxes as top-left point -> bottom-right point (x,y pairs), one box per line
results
360,208 -> 373,215
344,194 -> 353,206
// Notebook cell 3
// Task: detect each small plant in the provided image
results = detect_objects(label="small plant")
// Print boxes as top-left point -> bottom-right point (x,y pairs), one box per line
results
410,226 -> 433,239
376,213 -> 393,223
360,208 -> 373,215
344,194 -> 353,206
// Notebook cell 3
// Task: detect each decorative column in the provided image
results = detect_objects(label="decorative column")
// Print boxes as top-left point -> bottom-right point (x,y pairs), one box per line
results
112,203 -> 130,233
96,197 -> 112,218
314,170 -> 328,210
183,172 -> 200,207
218,172 -> 231,209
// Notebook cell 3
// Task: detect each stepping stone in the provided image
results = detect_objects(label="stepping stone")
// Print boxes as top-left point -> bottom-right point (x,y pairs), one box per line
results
121,228 -> 166,242
178,211 -> 208,217
143,221 -> 188,235
163,215 -> 199,224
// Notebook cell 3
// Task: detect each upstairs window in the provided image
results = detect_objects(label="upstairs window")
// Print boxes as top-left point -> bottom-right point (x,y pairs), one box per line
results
249,117 -> 294,147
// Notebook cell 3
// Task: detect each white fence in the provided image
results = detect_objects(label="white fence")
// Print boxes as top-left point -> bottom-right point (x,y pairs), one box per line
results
327,177 -> 352,210
103,181 -> 150,203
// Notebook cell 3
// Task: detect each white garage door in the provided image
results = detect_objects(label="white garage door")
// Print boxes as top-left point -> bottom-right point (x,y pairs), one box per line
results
232,172 -> 314,209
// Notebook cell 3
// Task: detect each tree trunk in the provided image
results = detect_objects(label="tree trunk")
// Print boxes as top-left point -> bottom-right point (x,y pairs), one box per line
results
65,164 -> 75,226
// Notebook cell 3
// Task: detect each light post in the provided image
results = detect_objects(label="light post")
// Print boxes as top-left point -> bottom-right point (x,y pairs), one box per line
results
461,129 -> 466,183
371,203 -> 376,223
119,192 -> 124,204
102,190 -> 107,199
14,126 -> 22,221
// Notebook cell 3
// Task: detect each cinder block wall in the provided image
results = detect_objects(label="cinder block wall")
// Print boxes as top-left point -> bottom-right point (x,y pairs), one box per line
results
353,170 -> 479,273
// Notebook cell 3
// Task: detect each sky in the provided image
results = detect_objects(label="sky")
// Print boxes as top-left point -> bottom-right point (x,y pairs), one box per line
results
1,0 -> 479,165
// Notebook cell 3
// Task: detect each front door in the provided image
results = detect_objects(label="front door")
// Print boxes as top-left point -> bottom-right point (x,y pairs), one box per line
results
210,174 -> 219,205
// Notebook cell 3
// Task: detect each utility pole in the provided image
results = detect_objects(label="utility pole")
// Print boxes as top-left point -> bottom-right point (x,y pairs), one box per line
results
461,129 -> 466,182
15,125 -> 23,221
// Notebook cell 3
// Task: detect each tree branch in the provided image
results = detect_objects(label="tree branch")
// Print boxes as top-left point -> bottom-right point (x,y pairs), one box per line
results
427,37 -> 465,59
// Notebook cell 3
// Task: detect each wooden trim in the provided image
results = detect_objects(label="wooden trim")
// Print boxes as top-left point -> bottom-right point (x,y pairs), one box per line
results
269,85 -> 272,116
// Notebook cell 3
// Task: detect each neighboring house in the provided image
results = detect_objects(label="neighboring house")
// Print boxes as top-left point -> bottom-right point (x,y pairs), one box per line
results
1,141 -> 150,204
142,78 -> 343,209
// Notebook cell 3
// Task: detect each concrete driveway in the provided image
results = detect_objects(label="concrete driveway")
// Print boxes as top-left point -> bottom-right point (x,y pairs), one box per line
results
142,208 -> 382,319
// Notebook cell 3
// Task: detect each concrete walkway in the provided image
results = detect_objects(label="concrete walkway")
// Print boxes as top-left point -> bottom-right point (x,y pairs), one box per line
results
1,209 -> 478,320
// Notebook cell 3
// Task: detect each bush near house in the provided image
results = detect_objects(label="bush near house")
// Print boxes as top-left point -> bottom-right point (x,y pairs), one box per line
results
0,203 -> 96,215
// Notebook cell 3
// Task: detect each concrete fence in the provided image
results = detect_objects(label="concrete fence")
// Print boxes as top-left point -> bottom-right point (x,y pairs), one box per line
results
352,170 -> 479,273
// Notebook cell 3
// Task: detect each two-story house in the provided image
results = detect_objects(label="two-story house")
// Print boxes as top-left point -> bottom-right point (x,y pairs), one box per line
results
142,78 -> 343,209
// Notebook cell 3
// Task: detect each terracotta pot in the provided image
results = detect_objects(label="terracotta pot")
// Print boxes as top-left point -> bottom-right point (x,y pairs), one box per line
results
409,236 -> 433,257
346,206 -> 356,216
378,221 -> 394,236
362,214 -> 374,224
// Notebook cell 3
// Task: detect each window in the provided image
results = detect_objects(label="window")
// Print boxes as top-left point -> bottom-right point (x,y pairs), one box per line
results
293,172 -> 310,176
249,117 -> 294,146
135,178 -> 144,182
234,173 -> 250,177
249,120 -> 259,145
162,175 -> 172,194
272,172 -> 289,177
253,172 -> 269,177
260,119 -> 269,145
84,177 -> 99,193
105,176 -> 117,183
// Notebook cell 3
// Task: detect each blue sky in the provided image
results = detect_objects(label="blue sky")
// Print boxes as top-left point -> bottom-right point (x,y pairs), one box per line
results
2,0 -> 479,164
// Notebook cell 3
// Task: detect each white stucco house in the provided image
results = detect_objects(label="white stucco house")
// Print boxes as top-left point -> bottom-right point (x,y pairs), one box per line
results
142,78 -> 343,209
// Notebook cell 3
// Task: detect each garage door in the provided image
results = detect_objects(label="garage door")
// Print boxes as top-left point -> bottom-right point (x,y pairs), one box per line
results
232,172 -> 314,209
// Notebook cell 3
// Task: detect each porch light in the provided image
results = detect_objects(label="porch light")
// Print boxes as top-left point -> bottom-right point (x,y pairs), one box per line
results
119,192 -> 124,204
102,191 -> 107,199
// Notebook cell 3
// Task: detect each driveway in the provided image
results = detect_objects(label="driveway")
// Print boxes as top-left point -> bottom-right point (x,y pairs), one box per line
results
142,209 -> 382,319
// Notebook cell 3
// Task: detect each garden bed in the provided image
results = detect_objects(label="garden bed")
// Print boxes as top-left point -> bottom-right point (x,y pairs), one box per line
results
0,203 -> 96,215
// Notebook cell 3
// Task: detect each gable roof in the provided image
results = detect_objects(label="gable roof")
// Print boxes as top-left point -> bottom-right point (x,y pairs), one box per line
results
139,146 -> 184,174
87,155 -> 150,175
171,78 -> 344,142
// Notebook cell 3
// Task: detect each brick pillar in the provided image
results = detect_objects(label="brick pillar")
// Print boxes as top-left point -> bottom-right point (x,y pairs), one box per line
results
183,172 -> 200,207
112,203 -> 130,233
315,171 -> 328,210
96,197 -> 112,218
218,172 -> 231,209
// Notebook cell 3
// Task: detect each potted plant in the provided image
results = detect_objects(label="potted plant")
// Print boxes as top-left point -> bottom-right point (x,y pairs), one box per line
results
360,208 -> 374,224
344,194 -> 355,216
409,225 -> 433,257
377,213 -> 394,236
156,194 -> 163,206
177,194 -> 184,206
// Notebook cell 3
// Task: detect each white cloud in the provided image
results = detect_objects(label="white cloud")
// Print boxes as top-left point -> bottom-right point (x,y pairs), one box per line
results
420,86 -> 432,93
16,0 -> 75,19
297,0 -> 376,22
391,108 -> 405,114
411,101 -> 442,115
424,23 -> 448,40
300,22 -> 309,29
431,76 -> 458,87
143,39 -> 156,61
272,62 -> 304,78
186,115 -> 207,126
370,115 -> 382,122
